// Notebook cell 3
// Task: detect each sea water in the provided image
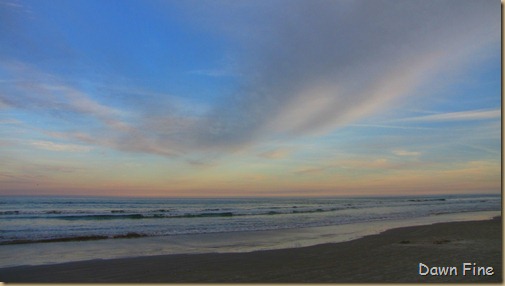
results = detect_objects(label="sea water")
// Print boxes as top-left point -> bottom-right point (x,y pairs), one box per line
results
0,194 -> 500,267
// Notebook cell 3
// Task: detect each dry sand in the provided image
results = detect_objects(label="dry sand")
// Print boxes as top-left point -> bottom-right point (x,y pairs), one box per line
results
0,217 -> 501,283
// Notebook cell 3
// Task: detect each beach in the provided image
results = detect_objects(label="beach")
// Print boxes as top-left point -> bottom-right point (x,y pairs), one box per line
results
0,216 -> 501,283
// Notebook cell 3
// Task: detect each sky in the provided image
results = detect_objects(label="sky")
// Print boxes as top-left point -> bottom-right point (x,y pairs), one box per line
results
0,0 -> 501,197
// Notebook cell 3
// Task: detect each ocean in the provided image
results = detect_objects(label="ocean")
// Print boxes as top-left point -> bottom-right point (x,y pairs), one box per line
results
0,194 -> 500,267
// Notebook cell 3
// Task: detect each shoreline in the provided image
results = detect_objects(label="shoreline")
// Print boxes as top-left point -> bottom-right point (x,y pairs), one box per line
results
0,216 -> 501,283
0,210 -> 499,268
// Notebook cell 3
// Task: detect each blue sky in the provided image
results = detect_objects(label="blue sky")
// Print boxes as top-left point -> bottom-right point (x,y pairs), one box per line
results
0,0 -> 501,197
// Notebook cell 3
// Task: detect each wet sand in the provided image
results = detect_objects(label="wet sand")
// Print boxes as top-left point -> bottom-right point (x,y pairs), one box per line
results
0,217 -> 501,283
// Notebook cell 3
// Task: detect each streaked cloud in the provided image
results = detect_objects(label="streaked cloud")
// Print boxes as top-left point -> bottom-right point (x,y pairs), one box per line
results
349,124 -> 434,130
392,150 -> 421,157
164,0 -> 499,151
293,166 -> 328,175
458,143 -> 500,156
258,148 -> 292,160
396,109 -> 500,122
30,140 -> 92,152
0,119 -> 21,124
0,61 -> 128,131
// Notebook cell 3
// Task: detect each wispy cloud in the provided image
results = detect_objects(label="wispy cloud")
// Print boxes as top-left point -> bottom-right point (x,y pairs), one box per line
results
0,0 -> 499,161
293,166 -> 328,175
0,156 -> 84,188
173,0 -> 499,148
0,119 -> 21,124
293,158 -> 431,176
30,140 -> 92,152
395,109 -> 500,122
0,61 -> 128,131
392,149 -> 421,157
458,143 -> 501,156
187,68 -> 238,78
348,124 -> 434,131
0,0 -> 33,14
258,148 -> 292,160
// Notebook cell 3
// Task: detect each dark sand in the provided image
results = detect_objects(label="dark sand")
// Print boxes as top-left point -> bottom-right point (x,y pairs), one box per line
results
0,217 -> 501,283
